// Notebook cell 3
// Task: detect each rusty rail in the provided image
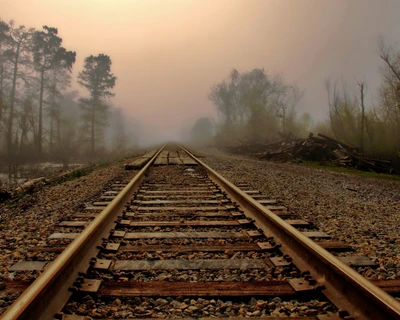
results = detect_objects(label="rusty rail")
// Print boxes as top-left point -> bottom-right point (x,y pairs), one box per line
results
3,144 -> 400,320
1,146 -> 164,320
179,145 -> 400,320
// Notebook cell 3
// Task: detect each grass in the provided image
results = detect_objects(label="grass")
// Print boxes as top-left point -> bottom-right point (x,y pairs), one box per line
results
97,159 -> 112,168
300,161 -> 400,181
68,169 -> 88,179
6,192 -> 26,208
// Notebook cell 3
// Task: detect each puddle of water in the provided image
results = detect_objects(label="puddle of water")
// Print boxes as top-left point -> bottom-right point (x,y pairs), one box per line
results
0,162 -> 85,187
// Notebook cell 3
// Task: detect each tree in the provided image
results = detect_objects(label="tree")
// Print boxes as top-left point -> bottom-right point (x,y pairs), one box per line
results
275,84 -> 303,135
325,79 -> 360,146
4,22 -> 33,158
378,40 -> 400,157
78,54 -> 116,154
0,19 -> 11,129
32,25 -> 75,155
110,109 -> 127,154
357,81 -> 366,151
47,66 -> 71,152
209,68 -> 301,144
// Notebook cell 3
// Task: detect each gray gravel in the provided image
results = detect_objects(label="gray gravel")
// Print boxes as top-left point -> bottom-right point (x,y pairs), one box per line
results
64,296 -> 336,318
200,148 -> 400,281
0,162 -> 138,315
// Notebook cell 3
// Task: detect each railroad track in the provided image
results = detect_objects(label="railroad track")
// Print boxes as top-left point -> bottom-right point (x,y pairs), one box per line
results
1,144 -> 400,319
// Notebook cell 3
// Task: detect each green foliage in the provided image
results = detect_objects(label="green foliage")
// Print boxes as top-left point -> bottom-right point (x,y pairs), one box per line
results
301,161 -> 400,181
78,54 -> 116,99
69,169 -> 86,179
32,26 -> 75,72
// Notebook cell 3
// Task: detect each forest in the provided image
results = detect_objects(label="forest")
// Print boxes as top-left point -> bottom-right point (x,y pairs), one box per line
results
2,15 -> 400,185
0,19 -> 137,181
204,41 -> 400,163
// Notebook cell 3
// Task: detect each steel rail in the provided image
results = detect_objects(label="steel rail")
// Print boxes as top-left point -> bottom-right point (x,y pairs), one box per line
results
180,145 -> 400,320
1,146 -> 165,320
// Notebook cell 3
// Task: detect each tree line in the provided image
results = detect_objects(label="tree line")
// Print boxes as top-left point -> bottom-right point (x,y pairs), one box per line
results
208,40 -> 400,161
0,19 -> 132,178
326,40 -> 400,160
208,68 -> 303,145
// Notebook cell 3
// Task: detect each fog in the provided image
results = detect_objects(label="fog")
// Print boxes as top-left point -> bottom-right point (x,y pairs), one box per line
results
2,0 -> 400,146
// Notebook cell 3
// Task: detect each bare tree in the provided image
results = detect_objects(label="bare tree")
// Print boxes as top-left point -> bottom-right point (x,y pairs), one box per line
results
377,39 -> 400,157
326,78 -> 359,146
210,68 -> 303,144
357,81 -> 366,151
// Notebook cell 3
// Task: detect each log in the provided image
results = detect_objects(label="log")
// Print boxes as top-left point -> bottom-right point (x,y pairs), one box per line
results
15,177 -> 46,193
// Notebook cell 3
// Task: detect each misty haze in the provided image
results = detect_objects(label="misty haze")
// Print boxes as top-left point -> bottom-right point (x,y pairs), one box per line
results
1,2 -> 400,319
1,0 -> 400,182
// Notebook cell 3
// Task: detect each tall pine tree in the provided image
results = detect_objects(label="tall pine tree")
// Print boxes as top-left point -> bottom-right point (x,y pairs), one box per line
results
32,26 -> 75,155
78,54 -> 116,154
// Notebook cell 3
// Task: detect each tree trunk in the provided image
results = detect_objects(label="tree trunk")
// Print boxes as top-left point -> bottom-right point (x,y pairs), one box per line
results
49,79 -> 56,154
0,62 -> 5,124
56,113 -> 61,147
91,100 -> 95,154
6,40 -> 21,159
358,82 -> 365,151
38,69 -> 45,155
49,116 -> 54,153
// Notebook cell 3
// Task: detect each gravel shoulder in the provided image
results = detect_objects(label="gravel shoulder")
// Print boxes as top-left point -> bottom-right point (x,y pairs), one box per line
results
0,162 -> 135,276
199,148 -> 400,280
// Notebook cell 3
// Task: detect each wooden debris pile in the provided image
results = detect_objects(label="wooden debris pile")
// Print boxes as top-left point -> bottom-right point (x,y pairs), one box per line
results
227,133 -> 397,174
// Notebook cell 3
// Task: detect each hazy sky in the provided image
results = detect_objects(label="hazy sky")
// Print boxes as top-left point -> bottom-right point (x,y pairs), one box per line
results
2,0 -> 400,143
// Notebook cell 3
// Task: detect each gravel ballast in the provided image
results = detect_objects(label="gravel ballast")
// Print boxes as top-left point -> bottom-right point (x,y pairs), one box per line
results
199,148 -> 400,281
0,164 -> 137,277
